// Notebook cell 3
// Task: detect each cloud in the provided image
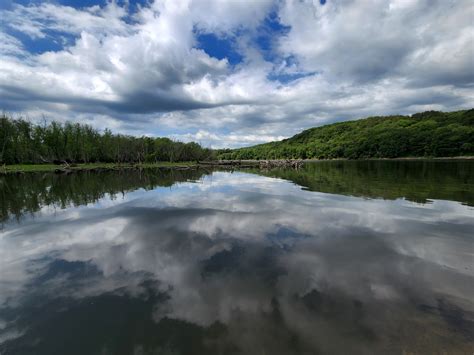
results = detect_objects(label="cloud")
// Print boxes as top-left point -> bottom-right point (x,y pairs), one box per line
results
0,31 -> 27,57
0,0 -> 472,147
278,0 -> 474,86
2,2 -> 129,39
174,129 -> 287,148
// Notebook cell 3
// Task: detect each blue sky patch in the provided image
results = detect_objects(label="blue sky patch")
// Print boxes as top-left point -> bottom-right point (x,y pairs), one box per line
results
1,0 -> 105,10
0,0 -> 31,10
254,11 -> 290,62
196,32 -> 243,66
55,0 -> 106,8
195,11 -> 291,67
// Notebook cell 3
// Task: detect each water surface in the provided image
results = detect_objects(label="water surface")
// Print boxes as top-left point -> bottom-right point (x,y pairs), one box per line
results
1,161 -> 473,354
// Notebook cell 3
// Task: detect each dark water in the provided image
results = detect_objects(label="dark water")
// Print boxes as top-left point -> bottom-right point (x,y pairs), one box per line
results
0,161 -> 473,354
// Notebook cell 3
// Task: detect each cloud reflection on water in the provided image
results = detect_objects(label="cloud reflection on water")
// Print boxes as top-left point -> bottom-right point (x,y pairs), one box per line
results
0,171 -> 473,354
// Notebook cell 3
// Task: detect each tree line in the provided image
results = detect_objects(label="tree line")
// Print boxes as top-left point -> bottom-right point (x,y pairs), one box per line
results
2,109 -> 473,165
0,114 -> 215,164
218,109 -> 474,160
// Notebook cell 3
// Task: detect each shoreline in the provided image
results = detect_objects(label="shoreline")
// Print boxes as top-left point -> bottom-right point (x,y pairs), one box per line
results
2,156 -> 473,174
0,162 -> 199,174
305,156 -> 474,161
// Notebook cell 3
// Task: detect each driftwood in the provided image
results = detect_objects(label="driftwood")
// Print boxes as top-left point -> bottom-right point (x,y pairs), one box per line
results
259,159 -> 303,169
198,160 -> 249,166
198,160 -> 304,169
38,155 -> 50,164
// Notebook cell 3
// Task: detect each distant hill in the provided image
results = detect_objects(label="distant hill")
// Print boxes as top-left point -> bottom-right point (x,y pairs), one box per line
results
218,110 -> 474,160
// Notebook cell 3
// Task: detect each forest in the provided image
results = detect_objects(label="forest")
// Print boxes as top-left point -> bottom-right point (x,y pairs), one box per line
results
218,110 -> 474,160
0,114 -> 214,165
2,109 -> 473,165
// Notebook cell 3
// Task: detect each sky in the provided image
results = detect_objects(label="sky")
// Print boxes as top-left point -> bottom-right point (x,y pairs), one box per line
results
0,0 -> 473,148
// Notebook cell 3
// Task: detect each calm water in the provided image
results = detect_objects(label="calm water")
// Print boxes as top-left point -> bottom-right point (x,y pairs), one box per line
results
0,161 -> 473,354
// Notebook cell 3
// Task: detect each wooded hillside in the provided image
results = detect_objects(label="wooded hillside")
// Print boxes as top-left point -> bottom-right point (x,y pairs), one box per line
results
218,110 -> 474,160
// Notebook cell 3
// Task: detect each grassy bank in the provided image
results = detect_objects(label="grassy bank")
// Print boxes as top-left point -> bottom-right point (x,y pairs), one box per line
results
1,162 -> 198,174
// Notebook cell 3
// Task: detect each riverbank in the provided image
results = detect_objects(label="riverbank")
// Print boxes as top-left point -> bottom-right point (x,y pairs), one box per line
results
198,157 -> 474,169
1,160 -> 299,174
0,162 -> 199,174
2,157 -> 473,174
